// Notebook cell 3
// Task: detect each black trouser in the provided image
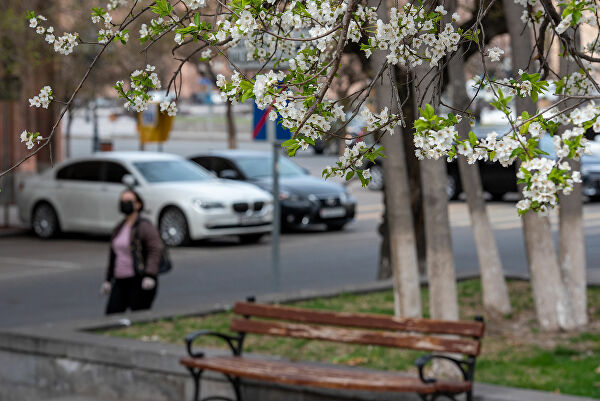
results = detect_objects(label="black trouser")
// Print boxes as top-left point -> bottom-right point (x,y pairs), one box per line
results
105,276 -> 157,315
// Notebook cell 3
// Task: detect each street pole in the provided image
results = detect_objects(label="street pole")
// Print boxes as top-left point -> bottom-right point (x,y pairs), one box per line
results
268,120 -> 281,291
92,100 -> 99,153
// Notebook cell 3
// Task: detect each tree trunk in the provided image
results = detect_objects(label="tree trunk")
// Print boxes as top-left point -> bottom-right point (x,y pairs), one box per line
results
371,1 -> 422,318
557,46 -> 587,327
413,64 -> 459,321
65,103 -> 73,159
446,0 -> 511,316
225,100 -> 237,149
503,0 -> 575,330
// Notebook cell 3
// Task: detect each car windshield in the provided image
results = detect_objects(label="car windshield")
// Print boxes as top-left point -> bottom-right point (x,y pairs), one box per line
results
236,157 -> 307,179
133,160 -> 212,183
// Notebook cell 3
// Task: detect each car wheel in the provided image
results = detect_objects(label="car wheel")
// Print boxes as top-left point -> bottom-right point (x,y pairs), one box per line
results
239,233 -> 264,244
159,207 -> 189,247
32,202 -> 60,239
447,174 -> 459,200
326,222 -> 346,231
367,164 -> 384,191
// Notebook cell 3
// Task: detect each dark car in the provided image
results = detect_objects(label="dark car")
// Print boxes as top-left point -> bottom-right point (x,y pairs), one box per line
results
190,150 -> 357,230
366,133 -> 600,201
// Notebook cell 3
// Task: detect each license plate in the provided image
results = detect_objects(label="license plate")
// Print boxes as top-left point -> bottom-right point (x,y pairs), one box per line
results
240,215 -> 264,225
320,207 -> 346,219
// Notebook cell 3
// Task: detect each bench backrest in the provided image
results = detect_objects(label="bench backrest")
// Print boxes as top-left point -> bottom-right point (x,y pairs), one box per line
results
231,302 -> 484,356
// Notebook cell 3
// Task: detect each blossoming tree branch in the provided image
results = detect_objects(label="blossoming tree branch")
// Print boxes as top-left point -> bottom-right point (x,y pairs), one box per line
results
7,0 -> 600,215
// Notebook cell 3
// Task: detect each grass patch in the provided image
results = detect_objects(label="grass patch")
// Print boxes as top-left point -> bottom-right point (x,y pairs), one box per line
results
107,280 -> 600,398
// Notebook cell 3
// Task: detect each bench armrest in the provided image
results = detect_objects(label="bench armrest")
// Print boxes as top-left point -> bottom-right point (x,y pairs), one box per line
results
415,354 -> 473,384
185,330 -> 242,358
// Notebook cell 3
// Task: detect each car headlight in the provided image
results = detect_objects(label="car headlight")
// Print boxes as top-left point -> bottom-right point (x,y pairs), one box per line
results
192,199 -> 225,209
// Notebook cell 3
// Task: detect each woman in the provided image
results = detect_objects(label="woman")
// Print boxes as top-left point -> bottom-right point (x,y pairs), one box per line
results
100,189 -> 162,314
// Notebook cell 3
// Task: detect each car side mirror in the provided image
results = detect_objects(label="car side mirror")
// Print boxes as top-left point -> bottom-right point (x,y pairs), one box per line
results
122,174 -> 138,187
219,169 -> 239,180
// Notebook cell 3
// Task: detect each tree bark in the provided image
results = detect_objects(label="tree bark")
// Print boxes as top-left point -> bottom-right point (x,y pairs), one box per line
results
413,64 -> 459,321
225,100 -> 237,149
371,1 -> 422,318
502,0 -> 575,330
446,0 -> 511,316
557,45 -> 587,327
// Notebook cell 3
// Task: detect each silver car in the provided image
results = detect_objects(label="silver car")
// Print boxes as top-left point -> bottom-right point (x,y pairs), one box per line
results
16,152 -> 273,246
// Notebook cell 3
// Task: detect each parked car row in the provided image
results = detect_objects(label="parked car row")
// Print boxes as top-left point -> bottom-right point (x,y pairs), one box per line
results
17,151 -> 356,246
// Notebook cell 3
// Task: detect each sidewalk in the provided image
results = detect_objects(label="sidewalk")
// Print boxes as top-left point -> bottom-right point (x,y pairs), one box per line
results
37,383 -> 598,401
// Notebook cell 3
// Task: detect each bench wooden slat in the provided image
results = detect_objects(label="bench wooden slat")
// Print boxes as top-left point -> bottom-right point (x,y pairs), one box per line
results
233,302 -> 484,338
230,319 -> 481,356
180,356 -> 472,394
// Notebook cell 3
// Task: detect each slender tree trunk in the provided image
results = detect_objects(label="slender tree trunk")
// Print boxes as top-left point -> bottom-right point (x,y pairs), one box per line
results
371,0 -> 422,318
503,0 -> 575,330
413,64 -> 459,321
446,0 -> 511,315
65,103 -> 73,159
558,45 -> 587,327
225,100 -> 237,149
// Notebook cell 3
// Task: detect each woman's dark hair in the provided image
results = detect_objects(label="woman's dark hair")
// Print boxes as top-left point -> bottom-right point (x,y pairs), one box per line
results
121,189 -> 144,212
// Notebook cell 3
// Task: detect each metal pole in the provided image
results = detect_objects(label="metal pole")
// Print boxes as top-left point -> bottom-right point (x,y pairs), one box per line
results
269,121 -> 281,291
92,100 -> 100,153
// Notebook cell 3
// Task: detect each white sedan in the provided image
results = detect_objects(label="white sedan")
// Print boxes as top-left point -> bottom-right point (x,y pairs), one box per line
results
16,152 -> 273,246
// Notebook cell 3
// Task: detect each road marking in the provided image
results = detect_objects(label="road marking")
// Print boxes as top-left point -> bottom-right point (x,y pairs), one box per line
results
0,257 -> 81,270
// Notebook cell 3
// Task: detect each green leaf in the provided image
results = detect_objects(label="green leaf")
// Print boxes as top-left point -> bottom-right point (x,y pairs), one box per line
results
468,131 -> 478,147
281,139 -> 297,147
345,171 -> 355,181
422,104 -> 435,120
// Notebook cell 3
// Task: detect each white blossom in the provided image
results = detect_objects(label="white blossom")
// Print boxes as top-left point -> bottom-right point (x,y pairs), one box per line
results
487,47 -> 504,62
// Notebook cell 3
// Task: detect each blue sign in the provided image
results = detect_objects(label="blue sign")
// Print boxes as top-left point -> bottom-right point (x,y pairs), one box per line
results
252,102 -> 292,142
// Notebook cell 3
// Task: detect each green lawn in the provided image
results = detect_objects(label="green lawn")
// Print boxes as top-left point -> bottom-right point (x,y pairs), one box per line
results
106,280 -> 600,398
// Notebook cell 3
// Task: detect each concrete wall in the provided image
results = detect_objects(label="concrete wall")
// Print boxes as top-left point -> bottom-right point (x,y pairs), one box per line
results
0,323 -> 419,401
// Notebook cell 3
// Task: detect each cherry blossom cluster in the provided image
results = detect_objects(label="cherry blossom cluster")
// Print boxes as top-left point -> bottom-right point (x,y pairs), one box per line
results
322,142 -> 384,185
114,65 -> 162,112
366,4 -> 463,67
20,131 -> 43,150
28,86 -> 53,109
27,12 -> 78,55
414,83 -> 596,214
159,101 -> 178,116
486,47 -> 504,62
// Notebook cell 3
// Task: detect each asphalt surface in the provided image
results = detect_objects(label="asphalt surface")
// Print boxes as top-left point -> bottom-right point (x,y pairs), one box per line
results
1,136 -> 600,329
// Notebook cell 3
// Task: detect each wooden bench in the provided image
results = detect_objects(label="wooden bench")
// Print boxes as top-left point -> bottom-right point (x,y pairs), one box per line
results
180,299 -> 485,401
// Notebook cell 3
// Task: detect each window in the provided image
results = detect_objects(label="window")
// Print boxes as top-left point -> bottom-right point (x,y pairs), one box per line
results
133,160 -> 212,183
235,157 -> 306,179
191,157 -> 213,172
104,162 -> 130,183
56,165 -> 74,180
212,158 -> 240,178
56,161 -> 102,181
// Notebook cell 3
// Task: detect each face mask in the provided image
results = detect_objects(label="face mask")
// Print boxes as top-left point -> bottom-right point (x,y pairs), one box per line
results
120,200 -> 135,215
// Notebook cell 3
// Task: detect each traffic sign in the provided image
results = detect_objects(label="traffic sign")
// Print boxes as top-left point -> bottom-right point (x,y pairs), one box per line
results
252,102 -> 292,142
